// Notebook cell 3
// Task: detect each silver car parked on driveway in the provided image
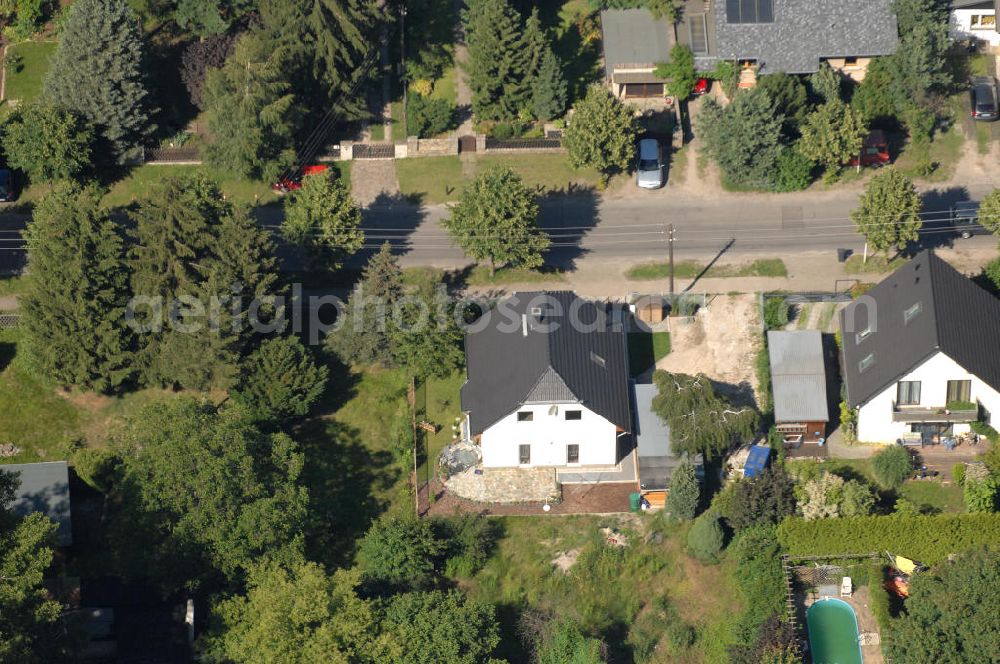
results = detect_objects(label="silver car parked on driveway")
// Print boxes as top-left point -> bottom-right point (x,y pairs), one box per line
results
636,138 -> 664,189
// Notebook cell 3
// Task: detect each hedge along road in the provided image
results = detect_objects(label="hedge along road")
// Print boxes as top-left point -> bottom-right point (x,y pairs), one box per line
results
3,178 -> 1000,275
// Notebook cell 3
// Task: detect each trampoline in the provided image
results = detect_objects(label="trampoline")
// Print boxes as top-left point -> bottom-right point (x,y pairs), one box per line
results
806,598 -> 863,664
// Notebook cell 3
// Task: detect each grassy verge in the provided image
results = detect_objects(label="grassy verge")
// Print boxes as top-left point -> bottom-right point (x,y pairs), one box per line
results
396,155 -> 465,204
0,275 -> 26,299
475,154 -> 601,194
628,331 -> 671,377
464,265 -> 566,286
4,41 -> 57,104
897,95 -> 965,182
844,254 -> 908,274
897,480 -> 965,514
431,66 -> 457,105
794,303 -> 813,330
816,303 -> 837,332
104,164 -> 279,208
626,258 -> 788,281
669,144 -> 689,185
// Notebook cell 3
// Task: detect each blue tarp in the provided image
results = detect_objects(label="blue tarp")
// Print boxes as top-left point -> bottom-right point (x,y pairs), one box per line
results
743,445 -> 772,478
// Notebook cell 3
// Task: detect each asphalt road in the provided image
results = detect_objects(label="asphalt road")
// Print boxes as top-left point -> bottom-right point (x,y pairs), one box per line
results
4,179 -> 999,275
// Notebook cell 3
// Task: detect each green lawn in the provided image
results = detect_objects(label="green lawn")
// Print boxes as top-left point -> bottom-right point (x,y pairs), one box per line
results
464,515 -> 742,661
0,275 -> 26,299
0,328 -> 195,464
897,481 -> 965,515
626,258 -> 788,281
897,95 -> 965,182
465,265 -> 566,286
431,65 -> 457,105
396,155 -> 465,204
628,331 -> 671,377
4,41 -> 57,104
816,302 -> 837,332
103,164 -> 279,208
414,372 -> 464,488
475,154 -> 601,194
844,254 -> 908,275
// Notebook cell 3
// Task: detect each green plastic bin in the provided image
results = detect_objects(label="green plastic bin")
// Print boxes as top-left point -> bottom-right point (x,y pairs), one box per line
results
629,492 -> 642,512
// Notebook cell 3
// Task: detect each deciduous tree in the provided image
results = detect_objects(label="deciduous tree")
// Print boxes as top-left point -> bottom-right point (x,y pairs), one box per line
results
443,167 -> 547,276
850,167 -> 922,257
205,563 -> 392,663
655,44 -> 697,100
2,104 -> 94,183
652,370 -> 759,460
381,590 -> 502,664
356,515 -> 444,592
978,188 -> 1000,237
282,173 -> 364,271
21,183 -> 134,392
886,548 -> 1000,663
536,619 -> 605,664
809,62 -> 842,103
564,84 -> 638,183
389,279 -> 466,379
232,336 -> 329,423
180,33 -> 237,109
798,101 -> 866,178
667,458 -> 700,519
203,33 -> 301,182
43,0 -> 154,159
114,398 -> 308,590
757,72 -> 811,136
729,468 -> 797,531
698,89 -> 784,190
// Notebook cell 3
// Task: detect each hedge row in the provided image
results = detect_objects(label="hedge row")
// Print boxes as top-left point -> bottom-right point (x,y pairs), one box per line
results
777,513 -> 1000,565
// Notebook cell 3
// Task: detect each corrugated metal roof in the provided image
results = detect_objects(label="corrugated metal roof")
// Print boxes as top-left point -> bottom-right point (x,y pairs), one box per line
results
768,330 -> 828,422
634,383 -> 671,457
711,0 -> 898,74
461,292 -> 631,434
840,250 -> 1000,408
600,9 -> 674,79
4,461 -> 72,546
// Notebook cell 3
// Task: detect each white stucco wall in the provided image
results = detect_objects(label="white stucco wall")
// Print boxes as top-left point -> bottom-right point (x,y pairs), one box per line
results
480,403 -> 619,468
951,9 -> 1000,46
856,351 -> 1000,443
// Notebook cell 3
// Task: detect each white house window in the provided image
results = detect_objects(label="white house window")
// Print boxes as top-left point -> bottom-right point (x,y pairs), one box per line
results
567,444 -> 580,464
519,444 -> 531,465
947,380 -> 972,404
565,410 -> 582,421
859,353 -> 875,373
971,14 -> 997,30
517,411 -> 533,422
904,302 -> 922,324
843,56 -> 859,67
897,380 -> 921,406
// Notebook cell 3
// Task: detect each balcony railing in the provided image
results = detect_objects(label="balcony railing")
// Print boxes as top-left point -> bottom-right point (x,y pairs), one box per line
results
891,404 -> 978,423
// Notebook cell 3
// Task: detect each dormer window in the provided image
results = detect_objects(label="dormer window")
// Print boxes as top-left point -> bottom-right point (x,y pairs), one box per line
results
590,351 -> 606,368
856,327 -> 872,344
904,302 -> 922,324
859,353 -> 875,373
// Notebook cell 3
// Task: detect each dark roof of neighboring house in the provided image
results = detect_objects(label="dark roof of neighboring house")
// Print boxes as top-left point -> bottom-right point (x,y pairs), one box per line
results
632,382 -> 703,490
712,0 -> 898,74
3,461 -> 72,546
768,330 -> 829,422
461,292 -> 631,434
600,9 -> 674,79
839,250 -> 1000,409
950,0 -> 995,9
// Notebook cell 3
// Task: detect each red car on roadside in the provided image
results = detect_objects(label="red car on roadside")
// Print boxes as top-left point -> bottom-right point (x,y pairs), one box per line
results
272,164 -> 329,193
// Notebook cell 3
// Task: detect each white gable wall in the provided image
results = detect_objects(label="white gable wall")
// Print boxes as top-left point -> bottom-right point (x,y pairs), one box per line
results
480,403 -> 619,468
856,350 -> 1000,443
951,8 -> 1000,46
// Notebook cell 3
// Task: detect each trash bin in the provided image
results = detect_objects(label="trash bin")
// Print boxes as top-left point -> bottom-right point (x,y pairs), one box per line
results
837,248 -> 852,263
629,492 -> 642,512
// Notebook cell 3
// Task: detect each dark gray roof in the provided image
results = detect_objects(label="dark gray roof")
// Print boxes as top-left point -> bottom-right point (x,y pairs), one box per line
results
840,250 -> 1000,409
3,461 -> 72,546
461,292 -> 631,434
950,1 -> 995,8
711,0 -> 898,74
768,331 -> 828,422
600,9 -> 673,79
633,382 -> 702,490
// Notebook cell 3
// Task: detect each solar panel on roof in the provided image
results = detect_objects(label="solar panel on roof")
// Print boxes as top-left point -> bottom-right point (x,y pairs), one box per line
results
757,0 -> 773,22
740,0 -> 757,22
726,0 -> 773,24
726,0 -> 740,22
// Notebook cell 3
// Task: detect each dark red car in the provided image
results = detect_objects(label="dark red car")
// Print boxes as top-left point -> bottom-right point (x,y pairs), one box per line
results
272,164 -> 329,193
693,78 -> 709,96
848,129 -> 890,168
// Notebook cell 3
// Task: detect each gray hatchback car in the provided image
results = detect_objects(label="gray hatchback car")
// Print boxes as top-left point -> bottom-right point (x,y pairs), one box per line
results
636,138 -> 664,189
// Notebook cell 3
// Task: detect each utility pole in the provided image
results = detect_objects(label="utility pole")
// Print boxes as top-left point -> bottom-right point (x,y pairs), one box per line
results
668,224 -> 675,296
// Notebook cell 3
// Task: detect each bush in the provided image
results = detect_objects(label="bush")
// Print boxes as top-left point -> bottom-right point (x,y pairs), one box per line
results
731,525 -> 785,643
777,512 -> 1000,564
435,513 -> 499,578
667,459 -> 699,519
871,445 -> 913,490
71,447 -> 117,492
687,512 -> 724,563
984,257 -> 1000,293
953,463 -> 966,486
963,474 -> 999,513
406,93 -> 455,137
763,296 -> 789,330
867,564 -> 893,644
773,147 -> 814,192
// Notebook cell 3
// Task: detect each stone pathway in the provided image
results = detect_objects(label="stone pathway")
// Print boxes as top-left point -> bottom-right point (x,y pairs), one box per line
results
349,159 -> 401,207
445,465 -> 559,503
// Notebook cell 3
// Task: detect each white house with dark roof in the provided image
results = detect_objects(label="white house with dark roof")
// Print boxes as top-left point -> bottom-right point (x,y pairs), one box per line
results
839,251 -> 1000,444
461,292 -> 632,469
950,0 -> 1000,46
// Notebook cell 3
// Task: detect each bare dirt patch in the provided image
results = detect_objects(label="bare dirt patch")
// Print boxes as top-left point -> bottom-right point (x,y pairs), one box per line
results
551,548 -> 580,573
655,293 -> 761,407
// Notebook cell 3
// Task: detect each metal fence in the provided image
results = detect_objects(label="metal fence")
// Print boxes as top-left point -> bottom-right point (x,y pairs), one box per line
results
484,137 -> 563,151
0,313 -> 20,329
352,142 -> 395,159
143,146 -> 202,163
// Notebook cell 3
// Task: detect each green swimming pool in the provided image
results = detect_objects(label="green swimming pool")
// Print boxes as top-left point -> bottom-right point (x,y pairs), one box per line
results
806,598 -> 863,664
